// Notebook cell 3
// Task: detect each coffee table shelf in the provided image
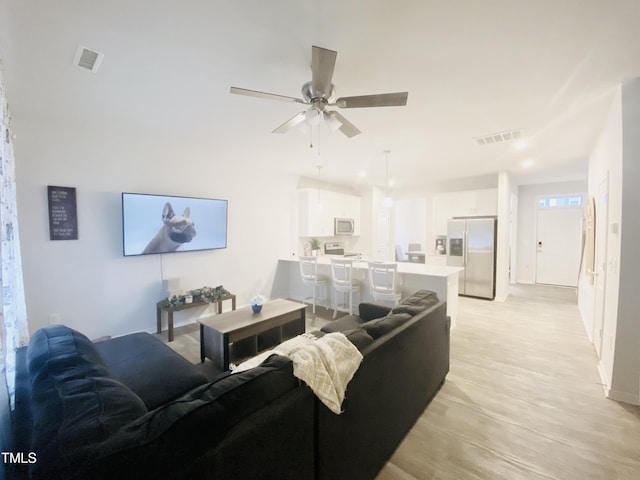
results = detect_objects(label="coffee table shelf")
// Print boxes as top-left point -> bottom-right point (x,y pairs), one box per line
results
198,298 -> 306,371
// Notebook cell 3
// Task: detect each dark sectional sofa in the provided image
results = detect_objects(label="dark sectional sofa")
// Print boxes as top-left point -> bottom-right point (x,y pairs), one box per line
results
3,289 -> 449,480
314,289 -> 449,480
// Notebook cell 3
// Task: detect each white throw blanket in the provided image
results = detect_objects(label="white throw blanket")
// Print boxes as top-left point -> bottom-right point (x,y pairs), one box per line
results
232,332 -> 363,414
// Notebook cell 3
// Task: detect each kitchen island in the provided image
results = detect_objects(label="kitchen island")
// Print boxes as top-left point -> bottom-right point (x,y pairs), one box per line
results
273,256 -> 463,327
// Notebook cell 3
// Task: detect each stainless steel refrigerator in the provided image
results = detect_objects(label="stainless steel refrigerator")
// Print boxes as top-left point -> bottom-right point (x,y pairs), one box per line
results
446,216 -> 497,300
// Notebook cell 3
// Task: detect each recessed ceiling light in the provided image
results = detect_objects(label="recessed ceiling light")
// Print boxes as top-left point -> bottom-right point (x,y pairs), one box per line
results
515,140 -> 529,150
358,170 -> 367,178
522,159 -> 535,169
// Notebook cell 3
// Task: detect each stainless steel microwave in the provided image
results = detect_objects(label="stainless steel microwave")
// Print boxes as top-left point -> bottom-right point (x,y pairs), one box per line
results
334,218 -> 355,235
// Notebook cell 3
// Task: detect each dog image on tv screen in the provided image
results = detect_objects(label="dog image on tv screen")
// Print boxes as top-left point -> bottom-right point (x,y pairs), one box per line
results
141,202 -> 196,254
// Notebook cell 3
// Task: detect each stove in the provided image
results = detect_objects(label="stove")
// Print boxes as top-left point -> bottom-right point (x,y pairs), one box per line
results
324,242 -> 344,255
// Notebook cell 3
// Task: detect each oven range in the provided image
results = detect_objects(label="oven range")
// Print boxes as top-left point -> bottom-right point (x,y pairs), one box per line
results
324,242 -> 361,258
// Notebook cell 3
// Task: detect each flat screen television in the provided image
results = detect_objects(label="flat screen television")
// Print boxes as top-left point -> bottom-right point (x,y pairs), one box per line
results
122,192 -> 228,256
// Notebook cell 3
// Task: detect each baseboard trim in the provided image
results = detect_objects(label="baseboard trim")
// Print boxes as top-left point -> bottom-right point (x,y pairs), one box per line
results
597,362 -> 609,395
607,389 -> 640,406
598,362 -> 640,406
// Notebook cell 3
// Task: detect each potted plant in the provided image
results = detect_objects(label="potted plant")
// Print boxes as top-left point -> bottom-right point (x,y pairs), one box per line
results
310,238 -> 321,256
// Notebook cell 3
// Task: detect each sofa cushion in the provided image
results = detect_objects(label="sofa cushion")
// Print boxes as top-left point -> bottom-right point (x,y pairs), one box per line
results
307,329 -> 373,352
30,375 -> 148,480
340,328 -> 374,351
27,326 -> 147,480
358,302 -> 392,322
27,325 -> 107,379
391,304 -> 426,316
320,315 -> 364,333
391,290 -> 439,316
400,289 -> 439,307
94,332 -> 209,409
66,354 -> 300,479
361,313 -> 412,339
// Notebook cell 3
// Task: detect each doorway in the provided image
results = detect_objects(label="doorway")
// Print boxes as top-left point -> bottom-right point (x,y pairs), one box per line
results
536,197 -> 584,287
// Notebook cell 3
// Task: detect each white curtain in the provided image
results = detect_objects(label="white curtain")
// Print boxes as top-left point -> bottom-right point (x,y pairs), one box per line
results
0,58 -> 29,407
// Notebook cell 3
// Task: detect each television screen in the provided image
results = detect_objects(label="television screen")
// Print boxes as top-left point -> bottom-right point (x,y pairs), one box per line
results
122,192 -> 228,256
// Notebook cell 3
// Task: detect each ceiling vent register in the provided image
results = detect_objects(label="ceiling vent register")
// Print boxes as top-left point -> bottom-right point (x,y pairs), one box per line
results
474,129 -> 522,146
73,46 -> 104,72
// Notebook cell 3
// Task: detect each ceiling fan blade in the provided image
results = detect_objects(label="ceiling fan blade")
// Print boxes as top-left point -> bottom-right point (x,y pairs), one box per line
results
311,46 -> 337,98
272,111 -> 307,134
330,111 -> 361,138
334,92 -> 408,108
230,86 -> 305,104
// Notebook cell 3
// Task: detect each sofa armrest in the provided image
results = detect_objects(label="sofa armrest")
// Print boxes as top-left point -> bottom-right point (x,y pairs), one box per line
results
358,303 -> 392,322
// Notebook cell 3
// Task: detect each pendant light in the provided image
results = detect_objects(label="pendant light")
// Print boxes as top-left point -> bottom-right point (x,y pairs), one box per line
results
382,150 -> 393,208
315,165 -> 323,212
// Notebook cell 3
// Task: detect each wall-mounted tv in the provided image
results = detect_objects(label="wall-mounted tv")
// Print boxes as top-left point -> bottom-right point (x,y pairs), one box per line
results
122,192 -> 228,256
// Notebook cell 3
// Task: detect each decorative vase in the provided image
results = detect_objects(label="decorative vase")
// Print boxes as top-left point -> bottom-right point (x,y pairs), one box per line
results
252,304 -> 262,313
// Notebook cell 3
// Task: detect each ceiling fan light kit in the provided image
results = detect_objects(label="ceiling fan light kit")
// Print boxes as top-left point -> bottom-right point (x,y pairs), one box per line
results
231,46 -> 409,139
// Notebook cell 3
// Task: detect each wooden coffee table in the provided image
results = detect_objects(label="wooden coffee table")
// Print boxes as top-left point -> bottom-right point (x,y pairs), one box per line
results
198,298 -> 306,371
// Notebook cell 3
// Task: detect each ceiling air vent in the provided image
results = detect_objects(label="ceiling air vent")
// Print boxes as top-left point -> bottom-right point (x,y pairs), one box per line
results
73,46 -> 104,73
474,129 -> 522,146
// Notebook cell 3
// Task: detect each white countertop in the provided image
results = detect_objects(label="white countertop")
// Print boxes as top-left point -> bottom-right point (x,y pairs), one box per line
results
280,256 -> 463,278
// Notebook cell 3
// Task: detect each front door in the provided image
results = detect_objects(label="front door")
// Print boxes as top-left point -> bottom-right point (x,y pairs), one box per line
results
536,206 -> 583,287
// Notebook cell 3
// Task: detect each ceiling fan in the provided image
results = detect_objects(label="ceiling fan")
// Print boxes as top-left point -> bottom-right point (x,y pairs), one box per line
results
230,45 -> 408,138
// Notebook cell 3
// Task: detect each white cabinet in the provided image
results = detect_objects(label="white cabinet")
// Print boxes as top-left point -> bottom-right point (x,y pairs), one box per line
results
475,188 -> 498,216
432,188 -> 497,236
336,193 -> 361,235
298,189 -> 332,237
426,255 -> 447,266
298,189 -> 361,237
432,195 -> 451,237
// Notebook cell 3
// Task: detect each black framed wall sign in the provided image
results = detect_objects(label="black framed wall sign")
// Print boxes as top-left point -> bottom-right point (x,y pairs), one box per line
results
47,185 -> 78,240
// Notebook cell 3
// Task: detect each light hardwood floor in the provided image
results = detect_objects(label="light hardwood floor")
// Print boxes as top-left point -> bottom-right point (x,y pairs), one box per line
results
162,285 -> 640,479
377,284 -> 640,480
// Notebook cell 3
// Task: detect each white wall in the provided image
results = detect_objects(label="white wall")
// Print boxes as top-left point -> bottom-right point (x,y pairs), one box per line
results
14,119 -> 298,340
495,172 -> 513,301
394,198 -> 426,256
580,78 -> 640,406
612,78 -> 640,403
578,89 -> 622,355
515,180 -> 588,284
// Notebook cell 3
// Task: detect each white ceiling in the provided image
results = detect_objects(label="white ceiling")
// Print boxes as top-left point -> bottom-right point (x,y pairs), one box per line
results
2,0 -> 640,191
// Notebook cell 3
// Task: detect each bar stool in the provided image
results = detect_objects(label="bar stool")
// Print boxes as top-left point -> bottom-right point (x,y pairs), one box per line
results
330,258 -> 360,318
368,261 -> 402,306
299,256 -> 328,314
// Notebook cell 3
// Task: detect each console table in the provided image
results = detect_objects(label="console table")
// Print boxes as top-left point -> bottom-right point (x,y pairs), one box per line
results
157,294 -> 236,342
198,298 -> 305,371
